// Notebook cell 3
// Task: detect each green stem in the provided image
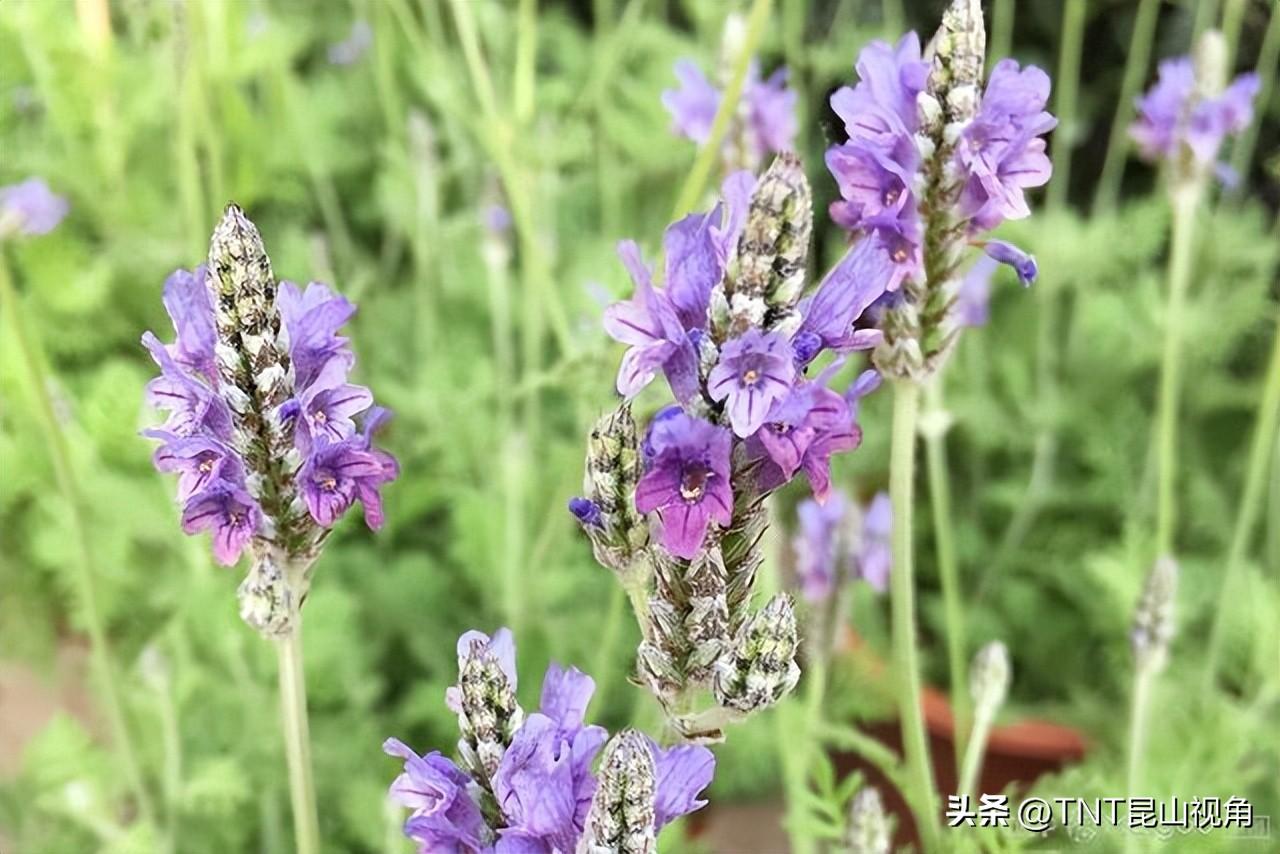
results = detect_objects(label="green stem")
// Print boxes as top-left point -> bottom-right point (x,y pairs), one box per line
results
1192,0 -> 1220,42
1228,4 -> 1280,201
1204,259 -> 1280,686
1046,0 -> 1086,212
1123,665 -> 1155,854
669,0 -> 773,220
1094,0 -> 1159,214
956,706 -> 994,801
1154,187 -> 1200,556
816,721 -> 906,795
923,382 -> 969,777
591,584 -> 628,711
1220,0 -> 1245,69
513,0 -> 537,123
888,380 -> 939,851
277,627 -> 320,854
0,254 -> 155,827
989,0 -> 1014,66
780,653 -> 828,854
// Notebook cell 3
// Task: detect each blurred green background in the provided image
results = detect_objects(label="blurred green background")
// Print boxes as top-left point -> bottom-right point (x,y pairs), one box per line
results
1,0 -> 1278,851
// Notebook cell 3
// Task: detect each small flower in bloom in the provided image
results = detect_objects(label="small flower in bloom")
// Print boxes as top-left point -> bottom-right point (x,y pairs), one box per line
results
180,482 -> 260,566
982,239 -> 1038,286
855,492 -> 892,592
1130,56 -> 1258,172
793,492 -> 849,603
650,740 -> 716,830
328,19 -> 373,66
794,240 -> 894,363
149,433 -> 240,502
635,412 -> 733,559
158,267 -> 217,381
662,59 -> 797,164
707,328 -> 796,437
0,178 -> 68,237
297,423 -> 397,529
383,738 -> 490,853
277,280 -> 356,389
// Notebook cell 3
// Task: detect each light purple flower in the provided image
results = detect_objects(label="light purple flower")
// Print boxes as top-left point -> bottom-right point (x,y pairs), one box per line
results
792,492 -> 849,603
750,362 -> 849,484
648,739 -> 715,829
0,178 -> 68,237
539,664 -> 595,734
180,482 -> 260,566
277,280 -> 356,389
855,492 -> 892,592
159,267 -> 217,381
383,738 -> 489,853
663,60 -> 720,144
1131,57 -> 1259,169
663,171 -> 755,330
328,19 -> 373,66
956,60 -> 1057,232
141,332 -> 231,440
635,412 -> 732,559
297,410 -> 398,529
663,60 -> 797,160
982,239 -> 1038,285
956,256 -> 997,327
288,357 -> 373,454
149,433 -> 240,502
708,328 -> 796,437
794,239 -> 893,363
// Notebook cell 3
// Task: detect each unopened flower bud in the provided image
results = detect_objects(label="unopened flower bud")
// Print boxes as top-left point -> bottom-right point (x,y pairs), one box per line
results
575,404 -> 648,572
237,551 -> 302,638
1193,30 -> 1228,100
969,640 -> 1010,721
450,629 -> 523,786
926,0 -> 986,126
1131,556 -> 1178,672
845,786 -> 892,854
731,153 -> 812,331
578,730 -> 658,854
713,593 -> 801,713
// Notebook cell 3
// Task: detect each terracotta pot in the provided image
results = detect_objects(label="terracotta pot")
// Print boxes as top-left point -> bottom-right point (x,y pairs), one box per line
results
832,630 -> 1088,848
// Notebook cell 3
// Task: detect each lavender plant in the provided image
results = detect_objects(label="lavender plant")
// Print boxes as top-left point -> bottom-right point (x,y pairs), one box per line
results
383,629 -> 714,852
821,0 -> 1056,842
142,204 -> 397,854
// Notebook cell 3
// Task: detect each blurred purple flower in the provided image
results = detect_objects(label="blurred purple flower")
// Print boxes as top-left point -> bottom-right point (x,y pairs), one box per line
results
855,492 -> 892,592
956,256 -> 997,327
0,178 -> 68,237
1131,57 -> 1259,169
635,412 -> 733,559
792,491 -> 849,603
328,20 -> 373,66
662,59 -> 797,161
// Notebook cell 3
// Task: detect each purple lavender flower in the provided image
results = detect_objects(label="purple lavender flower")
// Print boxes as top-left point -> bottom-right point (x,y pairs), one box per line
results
794,240 -> 894,364
149,433 -> 240,502
955,60 -> 1057,232
328,19 -> 373,66
649,739 -> 715,830
1131,56 -> 1259,170
277,280 -> 356,388
141,333 -> 232,440
792,492 -> 849,603
297,409 -> 398,529
634,412 -> 732,559
956,255 -> 997,327
855,492 -> 892,592
383,739 -> 489,853
662,59 -> 797,161
567,497 -> 603,528
753,373 -> 866,503
0,178 -> 68,237
664,171 -> 755,330
982,239 -> 1038,286
707,328 -> 796,437
180,482 -> 260,566
289,358 -> 374,454
159,267 -> 217,381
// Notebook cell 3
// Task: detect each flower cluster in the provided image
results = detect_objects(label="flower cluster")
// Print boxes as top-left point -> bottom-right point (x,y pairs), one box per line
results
385,629 -> 714,853
143,206 -> 396,633
1130,42 -> 1258,184
824,0 -> 1054,379
0,178 -> 68,238
663,55 -> 797,173
792,486 -> 892,605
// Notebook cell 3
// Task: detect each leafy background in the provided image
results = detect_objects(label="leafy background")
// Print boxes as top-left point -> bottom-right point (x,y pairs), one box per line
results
0,0 -> 1277,851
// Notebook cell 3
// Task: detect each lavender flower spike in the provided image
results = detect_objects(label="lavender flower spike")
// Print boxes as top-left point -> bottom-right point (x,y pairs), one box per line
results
0,178 -> 68,238
578,730 -> 658,854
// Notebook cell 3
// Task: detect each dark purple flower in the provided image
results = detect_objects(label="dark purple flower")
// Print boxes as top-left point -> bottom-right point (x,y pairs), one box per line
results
298,409 -> 398,529
602,241 -> 699,402
795,240 -> 893,363
1131,56 -> 1259,169
278,280 -> 356,389
328,19 -> 373,66
149,432 -> 240,502
567,497 -> 603,528
180,482 -> 260,566
956,256 -> 997,327
982,239 -> 1037,286
663,171 -> 755,330
792,492 -> 849,603
956,59 -> 1057,232
648,739 -> 715,829
383,738 -> 489,853
707,329 -> 796,437
159,266 -> 217,381
141,332 -> 231,440
635,412 -> 732,559
751,364 -> 848,484
855,492 -> 892,592
0,178 -> 68,237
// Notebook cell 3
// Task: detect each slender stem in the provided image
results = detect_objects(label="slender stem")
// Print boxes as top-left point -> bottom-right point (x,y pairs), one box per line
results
989,0 -> 1014,66
1228,4 -> 1280,201
1123,665 -> 1155,854
1192,0 -> 1220,42
1094,0 -> 1159,214
888,380 -> 939,851
277,627 -> 320,854
1154,187 -> 1200,556
591,584 -> 628,711
1205,266 -> 1280,685
923,381 -> 969,776
669,0 -> 773,220
513,0 -> 537,123
817,721 -> 907,794
0,254 -> 155,826
779,652 -> 827,854
956,713 -> 993,802
1046,0 -> 1086,212
1220,0 -> 1245,69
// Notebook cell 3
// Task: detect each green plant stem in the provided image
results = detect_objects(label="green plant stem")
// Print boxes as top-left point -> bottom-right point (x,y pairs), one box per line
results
1046,0 -> 1086,212
513,0 -> 537,123
1124,664 -> 1155,854
1154,187 -> 1200,556
0,254 -> 155,828
1228,4 -> 1280,201
956,706 -> 994,801
1094,0 -> 1159,214
779,654 -> 828,854
989,0 -> 1014,66
1204,278 -> 1280,686
817,721 -> 906,794
669,0 -> 772,220
277,626 -> 320,854
1192,0 -> 1220,42
1220,0 -> 1245,69
888,380 -> 939,852
923,382 -> 969,776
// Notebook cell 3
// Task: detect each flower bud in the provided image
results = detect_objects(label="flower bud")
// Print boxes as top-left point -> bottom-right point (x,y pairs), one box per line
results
713,592 -> 801,713
731,153 -> 812,331
926,0 -> 986,127
578,730 -> 658,854
1131,555 -> 1178,673
969,640 -> 1011,721
574,404 -> 648,573
845,786 -> 892,854
451,629 -> 523,786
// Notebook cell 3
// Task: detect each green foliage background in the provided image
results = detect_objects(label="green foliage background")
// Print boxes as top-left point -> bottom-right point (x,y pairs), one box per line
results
0,0 -> 1277,851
